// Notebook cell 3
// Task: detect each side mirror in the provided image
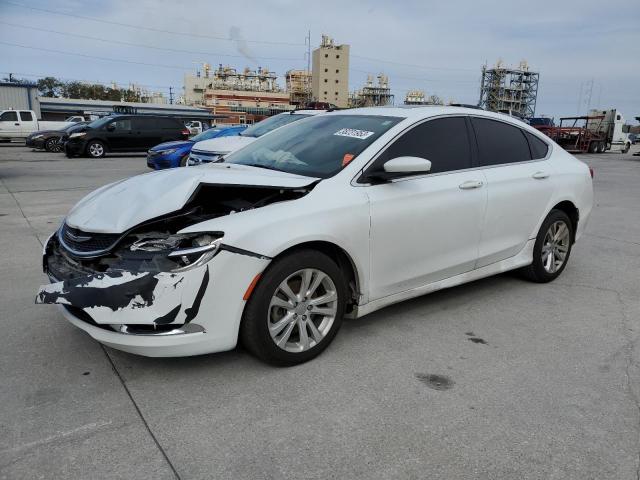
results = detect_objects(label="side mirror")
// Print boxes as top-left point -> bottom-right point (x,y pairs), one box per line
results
106,124 -> 116,132
365,156 -> 432,183
383,156 -> 432,174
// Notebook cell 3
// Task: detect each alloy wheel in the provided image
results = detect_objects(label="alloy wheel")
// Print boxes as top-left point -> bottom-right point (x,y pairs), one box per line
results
541,220 -> 570,273
89,143 -> 104,157
267,268 -> 338,353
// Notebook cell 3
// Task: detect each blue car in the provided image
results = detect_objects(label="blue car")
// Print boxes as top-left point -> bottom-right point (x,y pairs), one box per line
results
146,125 -> 247,169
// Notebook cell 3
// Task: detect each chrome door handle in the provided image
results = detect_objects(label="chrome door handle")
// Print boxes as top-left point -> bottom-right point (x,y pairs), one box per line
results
459,180 -> 484,190
532,171 -> 549,179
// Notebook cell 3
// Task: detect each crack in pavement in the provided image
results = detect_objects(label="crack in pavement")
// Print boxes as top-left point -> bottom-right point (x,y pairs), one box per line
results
2,176 -> 181,480
556,281 -> 640,479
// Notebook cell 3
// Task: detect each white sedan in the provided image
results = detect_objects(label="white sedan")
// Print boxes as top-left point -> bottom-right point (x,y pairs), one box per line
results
36,106 -> 593,365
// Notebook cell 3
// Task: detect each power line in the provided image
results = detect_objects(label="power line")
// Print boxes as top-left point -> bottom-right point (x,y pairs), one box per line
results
1,0 -> 306,47
0,41 -> 193,71
0,71 -> 174,91
0,21 -> 303,62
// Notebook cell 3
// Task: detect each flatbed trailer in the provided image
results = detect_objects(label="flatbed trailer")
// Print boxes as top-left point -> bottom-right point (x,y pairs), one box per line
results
534,115 -> 607,153
534,110 -> 631,154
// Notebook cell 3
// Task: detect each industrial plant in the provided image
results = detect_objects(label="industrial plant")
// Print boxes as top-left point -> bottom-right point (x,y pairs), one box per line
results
478,60 -> 540,119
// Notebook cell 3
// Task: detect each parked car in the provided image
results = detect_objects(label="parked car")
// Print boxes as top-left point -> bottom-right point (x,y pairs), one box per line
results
147,125 -> 247,169
629,133 -> 638,145
64,115 -> 190,158
0,109 -> 76,141
36,106 -> 593,365
185,120 -> 210,136
188,110 -> 324,166
26,122 -> 90,152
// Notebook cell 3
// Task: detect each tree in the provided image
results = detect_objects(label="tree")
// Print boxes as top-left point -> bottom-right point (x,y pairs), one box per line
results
37,77 -> 64,97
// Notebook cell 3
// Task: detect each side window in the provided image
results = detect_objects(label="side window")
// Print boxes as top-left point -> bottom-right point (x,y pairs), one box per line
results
19,111 -> 34,122
471,117 -> 531,166
373,117 -> 471,174
110,119 -> 131,131
524,131 -> 549,159
132,118 -> 154,130
0,111 -> 19,122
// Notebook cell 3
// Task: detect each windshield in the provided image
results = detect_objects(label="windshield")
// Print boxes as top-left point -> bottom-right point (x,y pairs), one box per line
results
225,115 -> 402,178
86,116 -> 114,129
65,123 -> 85,133
191,128 -> 225,142
240,113 -> 312,138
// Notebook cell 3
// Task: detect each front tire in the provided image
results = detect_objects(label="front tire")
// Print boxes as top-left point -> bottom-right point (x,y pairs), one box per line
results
45,137 -> 62,153
86,140 -> 106,158
240,249 -> 347,365
179,153 -> 189,167
520,209 -> 574,283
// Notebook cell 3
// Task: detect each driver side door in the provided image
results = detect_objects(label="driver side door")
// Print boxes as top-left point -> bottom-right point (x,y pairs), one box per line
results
364,116 -> 487,300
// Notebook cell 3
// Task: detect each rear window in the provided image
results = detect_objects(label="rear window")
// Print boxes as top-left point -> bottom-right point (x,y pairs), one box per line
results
240,113 -> 312,138
132,117 -> 181,130
471,117 -> 532,166
19,111 -> 34,122
525,131 -> 549,159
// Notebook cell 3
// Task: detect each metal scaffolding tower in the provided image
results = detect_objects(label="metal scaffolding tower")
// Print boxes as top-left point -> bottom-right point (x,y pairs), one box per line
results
478,60 -> 539,119
349,74 -> 394,108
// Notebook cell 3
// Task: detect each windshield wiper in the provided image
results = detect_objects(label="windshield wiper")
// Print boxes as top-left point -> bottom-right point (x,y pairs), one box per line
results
241,163 -> 283,172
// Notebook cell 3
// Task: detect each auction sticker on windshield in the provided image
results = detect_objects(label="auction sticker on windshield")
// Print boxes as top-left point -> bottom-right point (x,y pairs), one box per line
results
334,128 -> 375,140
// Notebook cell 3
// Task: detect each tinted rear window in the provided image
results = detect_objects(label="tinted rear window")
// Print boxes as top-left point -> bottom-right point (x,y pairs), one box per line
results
471,117 -> 532,166
20,111 -> 34,121
525,131 -> 549,159
132,117 -> 181,130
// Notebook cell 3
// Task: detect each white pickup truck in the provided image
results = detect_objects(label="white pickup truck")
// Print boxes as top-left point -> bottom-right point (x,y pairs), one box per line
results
0,110 -> 76,141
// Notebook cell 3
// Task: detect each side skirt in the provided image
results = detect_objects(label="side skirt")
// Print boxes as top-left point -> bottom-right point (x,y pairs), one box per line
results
354,239 -> 535,318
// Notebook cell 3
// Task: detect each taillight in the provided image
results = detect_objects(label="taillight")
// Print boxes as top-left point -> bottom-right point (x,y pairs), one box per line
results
181,129 -> 190,137
589,166 -> 594,178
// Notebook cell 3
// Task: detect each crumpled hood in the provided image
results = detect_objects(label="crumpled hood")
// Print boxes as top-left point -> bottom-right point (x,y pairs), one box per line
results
191,135 -> 255,154
65,164 -> 318,234
150,140 -> 192,151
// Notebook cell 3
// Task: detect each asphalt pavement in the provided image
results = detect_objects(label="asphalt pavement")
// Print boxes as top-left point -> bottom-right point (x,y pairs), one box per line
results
1,144 -> 639,479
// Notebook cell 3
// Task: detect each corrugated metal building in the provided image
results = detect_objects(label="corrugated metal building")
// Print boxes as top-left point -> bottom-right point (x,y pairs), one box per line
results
0,82 -> 40,117
38,97 -> 218,122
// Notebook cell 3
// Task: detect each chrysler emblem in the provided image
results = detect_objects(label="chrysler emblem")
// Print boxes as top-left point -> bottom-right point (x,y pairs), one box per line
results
65,230 -> 92,243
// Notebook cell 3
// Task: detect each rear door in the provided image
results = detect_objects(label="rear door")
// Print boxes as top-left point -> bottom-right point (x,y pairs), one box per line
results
470,117 -> 555,267
365,116 -> 487,300
132,117 -> 162,150
18,111 -> 37,136
157,118 -> 185,143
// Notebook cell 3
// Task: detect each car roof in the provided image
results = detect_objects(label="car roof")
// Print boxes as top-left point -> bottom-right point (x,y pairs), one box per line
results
325,105 -> 529,125
288,110 -> 327,116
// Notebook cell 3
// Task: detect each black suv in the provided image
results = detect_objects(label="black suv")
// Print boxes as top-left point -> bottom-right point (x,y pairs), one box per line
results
64,115 -> 189,158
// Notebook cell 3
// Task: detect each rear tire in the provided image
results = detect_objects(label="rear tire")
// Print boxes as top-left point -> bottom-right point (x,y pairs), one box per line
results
86,140 -> 106,158
588,141 -> 598,153
520,209 -> 574,283
597,142 -> 606,153
240,249 -> 347,366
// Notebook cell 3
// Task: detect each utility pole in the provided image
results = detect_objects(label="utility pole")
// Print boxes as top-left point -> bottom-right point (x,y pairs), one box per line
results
306,30 -> 311,74
169,86 -> 174,104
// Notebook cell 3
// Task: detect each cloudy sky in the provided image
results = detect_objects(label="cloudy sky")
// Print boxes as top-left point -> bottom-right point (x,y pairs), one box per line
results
1,0 -> 638,121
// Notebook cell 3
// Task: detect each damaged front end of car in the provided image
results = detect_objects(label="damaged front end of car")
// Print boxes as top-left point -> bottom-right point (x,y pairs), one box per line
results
35,181 -> 314,348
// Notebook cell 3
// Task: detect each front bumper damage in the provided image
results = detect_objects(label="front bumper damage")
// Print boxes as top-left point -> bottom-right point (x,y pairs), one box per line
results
36,234 -> 270,357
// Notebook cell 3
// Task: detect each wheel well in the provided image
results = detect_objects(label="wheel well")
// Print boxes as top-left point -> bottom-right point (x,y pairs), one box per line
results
552,201 -> 579,241
273,241 -> 360,311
